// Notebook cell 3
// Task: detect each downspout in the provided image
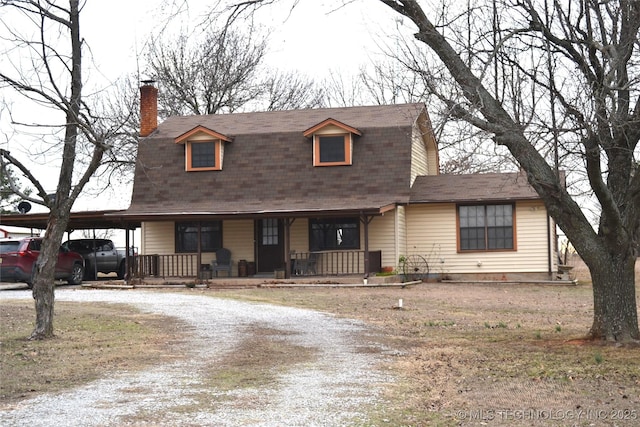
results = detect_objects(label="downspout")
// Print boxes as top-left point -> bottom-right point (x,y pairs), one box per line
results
547,214 -> 552,279
395,206 -> 400,269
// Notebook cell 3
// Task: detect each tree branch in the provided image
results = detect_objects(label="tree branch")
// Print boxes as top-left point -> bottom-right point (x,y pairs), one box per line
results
0,148 -> 49,206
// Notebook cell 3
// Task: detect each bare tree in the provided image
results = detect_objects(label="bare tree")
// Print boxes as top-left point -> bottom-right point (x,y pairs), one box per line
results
352,51 -> 516,173
147,28 -> 265,115
261,70 -> 325,111
146,25 -> 324,115
378,0 -> 640,342
0,0 -> 134,339
222,0 -> 640,343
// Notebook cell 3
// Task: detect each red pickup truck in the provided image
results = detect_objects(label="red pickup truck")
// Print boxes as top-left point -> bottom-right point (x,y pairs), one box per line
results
0,237 -> 85,288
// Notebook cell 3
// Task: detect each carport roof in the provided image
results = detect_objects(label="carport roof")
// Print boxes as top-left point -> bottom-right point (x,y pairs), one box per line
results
0,210 -> 140,231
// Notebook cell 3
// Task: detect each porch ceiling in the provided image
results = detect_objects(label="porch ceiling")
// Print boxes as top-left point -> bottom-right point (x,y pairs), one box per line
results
109,201 -> 398,222
0,201 -> 398,231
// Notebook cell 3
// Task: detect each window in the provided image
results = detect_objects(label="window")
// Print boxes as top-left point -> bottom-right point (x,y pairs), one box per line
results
319,136 -> 345,163
262,218 -> 279,246
28,239 -> 42,251
458,204 -> 514,251
309,218 -> 360,251
175,221 -> 222,253
98,241 -> 114,252
186,141 -> 219,171
314,134 -> 351,166
0,241 -> 20,253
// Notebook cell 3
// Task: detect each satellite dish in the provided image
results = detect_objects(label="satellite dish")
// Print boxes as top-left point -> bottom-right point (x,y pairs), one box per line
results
17,201 -> 32,214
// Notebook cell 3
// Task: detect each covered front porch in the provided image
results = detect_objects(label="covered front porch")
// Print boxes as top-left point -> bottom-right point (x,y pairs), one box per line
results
132,249 -> 382,280
129,209 -> 391,281
0,205 -> 398,283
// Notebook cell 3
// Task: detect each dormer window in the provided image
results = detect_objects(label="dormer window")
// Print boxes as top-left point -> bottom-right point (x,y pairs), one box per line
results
187,141 -> 218,171
175,125 -> 232,172
303,118 -> 361,167
317,134 -> 350,165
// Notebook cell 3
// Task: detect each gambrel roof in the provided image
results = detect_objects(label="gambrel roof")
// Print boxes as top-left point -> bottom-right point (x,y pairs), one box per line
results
123,103 -> 430,220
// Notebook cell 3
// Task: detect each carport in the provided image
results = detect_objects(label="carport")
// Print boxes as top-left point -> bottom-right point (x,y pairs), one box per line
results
0,210 -> 140,280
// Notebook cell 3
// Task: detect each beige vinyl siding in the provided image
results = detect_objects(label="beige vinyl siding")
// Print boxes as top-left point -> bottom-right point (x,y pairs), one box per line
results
140,220 -> 254,276
220,220 -> 254,268
410,125 -> 429,185
141,221 -> 175,255
140,221 -> 205,276
290,218 -> 309,254
410,111 -> 439,184
368,211 -> 398,269
421,113 -> 439,176
515,201 -> 552,273
426,138 -> 438,176
406,200 -> 551,274
549,216 -> 559,271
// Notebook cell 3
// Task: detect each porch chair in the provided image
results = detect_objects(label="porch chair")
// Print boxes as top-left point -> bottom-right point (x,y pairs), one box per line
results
294,252 -> 319,276
212,248 -> 232,277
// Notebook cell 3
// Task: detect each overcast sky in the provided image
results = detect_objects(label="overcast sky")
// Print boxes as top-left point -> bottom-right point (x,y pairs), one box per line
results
83,0 -> 398,87
1,1 -> 404,217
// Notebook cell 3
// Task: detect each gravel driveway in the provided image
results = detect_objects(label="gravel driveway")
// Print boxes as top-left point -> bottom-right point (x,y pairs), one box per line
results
0,288 -> 392,426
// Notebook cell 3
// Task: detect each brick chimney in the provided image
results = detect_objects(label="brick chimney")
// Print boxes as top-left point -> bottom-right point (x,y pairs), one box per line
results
140,81 -> 158,137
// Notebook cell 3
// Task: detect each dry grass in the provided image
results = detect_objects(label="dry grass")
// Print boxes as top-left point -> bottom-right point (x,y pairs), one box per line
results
212,276 -> 640,426
2,264 -> 640,426
0,300 -> 186,403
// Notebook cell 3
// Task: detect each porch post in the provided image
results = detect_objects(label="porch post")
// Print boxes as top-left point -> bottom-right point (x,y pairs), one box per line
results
284,218 -> 295,279
361,214 -> 373,278
197,222 -> 202,279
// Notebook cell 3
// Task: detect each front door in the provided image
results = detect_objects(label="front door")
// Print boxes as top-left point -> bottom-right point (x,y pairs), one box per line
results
257,219 -> 284,273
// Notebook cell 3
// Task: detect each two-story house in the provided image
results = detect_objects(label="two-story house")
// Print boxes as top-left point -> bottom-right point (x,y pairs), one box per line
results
115,84 -> 559,281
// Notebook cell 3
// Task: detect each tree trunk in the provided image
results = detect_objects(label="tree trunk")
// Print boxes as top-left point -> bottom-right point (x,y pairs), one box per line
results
588,252 -> 639,342
30,279 -> 55,340
29,214 -> 68,340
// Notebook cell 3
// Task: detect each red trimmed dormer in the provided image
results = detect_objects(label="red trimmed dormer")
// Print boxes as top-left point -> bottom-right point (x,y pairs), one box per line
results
174,125 -> 233,171
303,118 -> 362,167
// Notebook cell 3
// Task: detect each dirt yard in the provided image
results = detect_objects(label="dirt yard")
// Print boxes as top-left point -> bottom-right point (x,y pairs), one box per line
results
2,259 -> 639,426
209,259 -> 640,426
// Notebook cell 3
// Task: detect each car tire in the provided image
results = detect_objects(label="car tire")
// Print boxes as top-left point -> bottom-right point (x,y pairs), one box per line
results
117,260 -> 126,280
68,263 -> 84,285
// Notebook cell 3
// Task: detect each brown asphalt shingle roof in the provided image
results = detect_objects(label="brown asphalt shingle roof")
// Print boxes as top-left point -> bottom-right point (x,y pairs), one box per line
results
410,172 -> 540,203
125,104 -> 427,218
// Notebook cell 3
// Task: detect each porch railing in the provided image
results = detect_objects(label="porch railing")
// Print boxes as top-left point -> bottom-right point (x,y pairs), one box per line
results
133,254 -> 199,278
292,250 -> 381,276
132,250 -> 381,279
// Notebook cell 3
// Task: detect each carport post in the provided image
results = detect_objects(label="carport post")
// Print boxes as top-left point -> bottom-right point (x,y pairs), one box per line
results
125,228 -> 130,284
